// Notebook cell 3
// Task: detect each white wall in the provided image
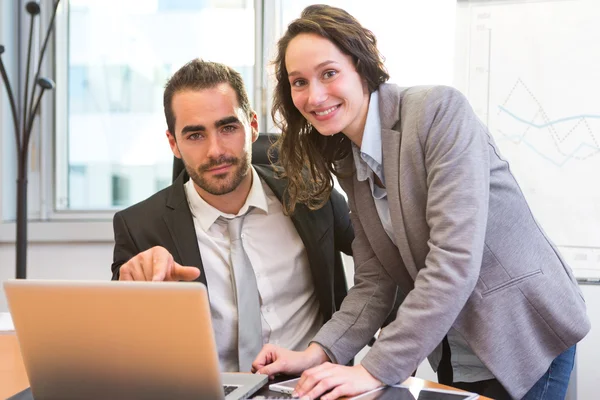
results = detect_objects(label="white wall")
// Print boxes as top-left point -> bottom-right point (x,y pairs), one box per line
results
575,285 -> 600,398
0,241 -> 113,312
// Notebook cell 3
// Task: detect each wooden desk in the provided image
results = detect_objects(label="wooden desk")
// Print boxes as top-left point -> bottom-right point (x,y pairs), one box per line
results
0,334 -> 28,399
0,333 -> 490,399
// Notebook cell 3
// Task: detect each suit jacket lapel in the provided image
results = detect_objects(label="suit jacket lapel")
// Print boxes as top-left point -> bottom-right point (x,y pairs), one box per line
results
254,165 -> 328,244
255,165 -> 332,316
163,172 -> 207,286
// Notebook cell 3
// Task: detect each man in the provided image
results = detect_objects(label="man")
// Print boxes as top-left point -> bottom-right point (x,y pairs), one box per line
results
110,59 -> 354,373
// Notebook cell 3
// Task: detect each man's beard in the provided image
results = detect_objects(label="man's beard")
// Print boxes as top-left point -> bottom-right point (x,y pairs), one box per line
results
184,151 -> 252,196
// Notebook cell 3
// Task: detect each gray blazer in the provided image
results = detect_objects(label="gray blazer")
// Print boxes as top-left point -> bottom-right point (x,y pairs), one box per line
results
312,84 -> 590,399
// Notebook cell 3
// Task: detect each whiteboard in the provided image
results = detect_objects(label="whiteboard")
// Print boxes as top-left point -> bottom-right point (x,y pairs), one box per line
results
455,0 -> 600,281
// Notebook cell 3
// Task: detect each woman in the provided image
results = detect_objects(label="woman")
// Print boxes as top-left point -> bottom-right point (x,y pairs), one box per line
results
252,5 -> 589,400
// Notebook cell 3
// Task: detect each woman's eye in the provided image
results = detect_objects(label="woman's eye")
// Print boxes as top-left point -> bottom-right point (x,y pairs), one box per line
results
292,79 -> 307,87
323,70 -> 337,79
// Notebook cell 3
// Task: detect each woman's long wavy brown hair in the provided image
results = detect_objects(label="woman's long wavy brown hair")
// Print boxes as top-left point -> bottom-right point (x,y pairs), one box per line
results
271,4 -> 389,214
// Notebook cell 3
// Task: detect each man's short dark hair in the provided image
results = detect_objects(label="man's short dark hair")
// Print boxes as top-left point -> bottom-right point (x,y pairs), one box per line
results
163,59 -> 253,135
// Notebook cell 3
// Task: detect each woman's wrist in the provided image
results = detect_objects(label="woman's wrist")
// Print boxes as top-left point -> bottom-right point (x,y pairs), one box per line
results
355,364 -> 381,383
306,343 -> 331,366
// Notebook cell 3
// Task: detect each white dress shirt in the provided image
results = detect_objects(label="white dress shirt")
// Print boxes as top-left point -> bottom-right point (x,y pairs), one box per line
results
352,91 -> 494,383
184,167 -> 322,372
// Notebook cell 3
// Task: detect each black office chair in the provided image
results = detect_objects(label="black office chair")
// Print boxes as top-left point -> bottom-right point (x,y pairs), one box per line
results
172,134 -> 279,182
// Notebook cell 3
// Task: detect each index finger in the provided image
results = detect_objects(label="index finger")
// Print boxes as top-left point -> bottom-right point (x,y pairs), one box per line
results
172,263 -> 201,281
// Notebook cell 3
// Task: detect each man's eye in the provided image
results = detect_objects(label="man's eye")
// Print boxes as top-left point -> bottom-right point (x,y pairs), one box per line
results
188,133 -> 204,140
222,125 -> 237,133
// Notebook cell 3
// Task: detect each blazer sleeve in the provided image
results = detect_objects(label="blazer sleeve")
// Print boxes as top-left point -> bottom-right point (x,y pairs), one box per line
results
312,186 -> 398,365
359,86 -> 491,385
111,211 -> 140,280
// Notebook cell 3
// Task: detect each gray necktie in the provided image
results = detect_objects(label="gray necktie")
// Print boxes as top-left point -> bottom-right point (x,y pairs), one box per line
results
226,213 -> 263,372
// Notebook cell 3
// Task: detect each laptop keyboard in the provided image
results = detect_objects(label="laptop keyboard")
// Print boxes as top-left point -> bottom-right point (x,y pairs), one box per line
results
223,385 -> 238,396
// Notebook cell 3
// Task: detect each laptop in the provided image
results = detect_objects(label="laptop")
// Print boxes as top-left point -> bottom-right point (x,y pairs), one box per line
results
3,279 -> 267,400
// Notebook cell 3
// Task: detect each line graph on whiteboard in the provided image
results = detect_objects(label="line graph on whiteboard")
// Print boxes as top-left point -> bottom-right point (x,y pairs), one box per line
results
497,79 -> 600,167
457,0 -> 600,279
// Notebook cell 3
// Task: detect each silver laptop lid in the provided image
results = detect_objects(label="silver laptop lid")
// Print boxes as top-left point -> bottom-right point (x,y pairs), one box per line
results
4,280 -> 227,400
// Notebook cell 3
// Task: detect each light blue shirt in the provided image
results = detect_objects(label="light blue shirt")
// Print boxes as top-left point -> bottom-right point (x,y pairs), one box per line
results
352,91 -> 494,383
352,91 -> 396,246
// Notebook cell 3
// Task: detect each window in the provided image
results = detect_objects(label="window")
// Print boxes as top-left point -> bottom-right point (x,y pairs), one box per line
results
111,174 -> 130,208
1,0 -> 455,221
54,0 -> 256,211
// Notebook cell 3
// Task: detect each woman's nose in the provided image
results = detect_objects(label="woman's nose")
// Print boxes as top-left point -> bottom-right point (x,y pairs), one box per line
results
308,82 -> 328,106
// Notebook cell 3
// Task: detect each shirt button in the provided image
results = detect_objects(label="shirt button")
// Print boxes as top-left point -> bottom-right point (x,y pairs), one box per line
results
240,233 -> 245,239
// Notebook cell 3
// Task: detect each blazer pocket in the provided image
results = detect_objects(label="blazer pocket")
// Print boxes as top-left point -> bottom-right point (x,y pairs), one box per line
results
481,269 -> 543,297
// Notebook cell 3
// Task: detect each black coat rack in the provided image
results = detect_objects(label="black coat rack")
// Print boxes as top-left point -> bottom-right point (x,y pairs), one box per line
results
0,0 -> 61,278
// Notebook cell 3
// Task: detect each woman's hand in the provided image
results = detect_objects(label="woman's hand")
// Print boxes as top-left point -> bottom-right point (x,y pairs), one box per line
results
252,343 -> 330,379
293,363 -> 383,400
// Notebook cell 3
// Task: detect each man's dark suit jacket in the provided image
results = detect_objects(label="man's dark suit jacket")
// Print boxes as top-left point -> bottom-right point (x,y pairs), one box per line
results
111,164 -> 354,323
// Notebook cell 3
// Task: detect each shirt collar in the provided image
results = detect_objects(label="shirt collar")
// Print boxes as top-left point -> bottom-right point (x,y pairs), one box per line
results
352,90 -> 383,182
184,166 -> 269,232
360,90 -> 382,164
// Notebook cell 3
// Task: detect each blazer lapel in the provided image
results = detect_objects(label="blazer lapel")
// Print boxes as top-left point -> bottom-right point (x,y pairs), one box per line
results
351,173 -> 414,296
380,89 -> 419,281
163,172 -> 207,286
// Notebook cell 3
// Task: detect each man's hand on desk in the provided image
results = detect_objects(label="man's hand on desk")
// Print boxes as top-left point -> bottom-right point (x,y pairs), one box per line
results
252,343 -> 329,379
119,246 -> 200,282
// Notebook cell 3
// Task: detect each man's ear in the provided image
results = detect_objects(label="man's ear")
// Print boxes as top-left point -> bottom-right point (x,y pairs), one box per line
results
166,130 -> 182,158
250,112 -> 259,143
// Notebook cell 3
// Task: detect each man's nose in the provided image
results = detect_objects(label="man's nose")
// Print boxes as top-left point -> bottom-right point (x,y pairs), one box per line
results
206,135 -> 225,158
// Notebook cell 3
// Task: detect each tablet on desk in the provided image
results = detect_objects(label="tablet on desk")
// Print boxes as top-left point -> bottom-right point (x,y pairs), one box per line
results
268,377 -> 300,395
351,385 -> 478,400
